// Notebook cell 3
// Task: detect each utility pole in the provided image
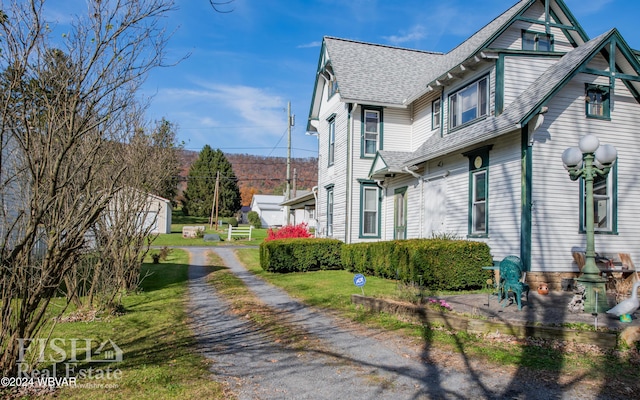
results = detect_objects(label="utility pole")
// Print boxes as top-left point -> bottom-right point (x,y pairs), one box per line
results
293,168 -> 297,198
209,171 -> 220,229
285,101 -> 294,225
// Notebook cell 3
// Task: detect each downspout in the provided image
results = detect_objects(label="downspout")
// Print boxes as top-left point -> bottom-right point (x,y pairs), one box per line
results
522,108 -> 547,271
345,103 -> 357,243
403,166 -> 424,238
312,186 -> 319,235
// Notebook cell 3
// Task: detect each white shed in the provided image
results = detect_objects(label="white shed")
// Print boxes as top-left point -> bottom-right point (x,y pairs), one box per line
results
250,194 -> 285,228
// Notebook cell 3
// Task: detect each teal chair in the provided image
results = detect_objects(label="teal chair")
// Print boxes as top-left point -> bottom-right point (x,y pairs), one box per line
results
498,256 -> 530,310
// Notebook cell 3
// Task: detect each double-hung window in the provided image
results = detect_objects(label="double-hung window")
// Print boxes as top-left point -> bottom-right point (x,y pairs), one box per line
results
463,147 -> 492,237
449,76 -> 489,129
326,185 -> 334,236
362,108 -> 382,157
360,182 -> 380,238
585,84 -> 610,119
327,115 -> 336,166
522,30 -> 553,51
432,99 -> 441,130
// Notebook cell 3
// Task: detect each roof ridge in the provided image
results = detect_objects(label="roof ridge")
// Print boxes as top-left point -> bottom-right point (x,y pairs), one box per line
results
323,36 -> 443,56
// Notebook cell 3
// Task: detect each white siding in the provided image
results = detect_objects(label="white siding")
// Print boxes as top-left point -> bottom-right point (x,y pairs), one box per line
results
491,2 -> 575,52
503,56 -> 558,108
530,72 -> 640,272
411,92 -> 442,152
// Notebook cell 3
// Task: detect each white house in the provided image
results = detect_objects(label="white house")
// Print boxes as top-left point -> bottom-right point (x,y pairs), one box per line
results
280,190 -> 316,228
250,194 -> 285,228
307,0 -> 640,286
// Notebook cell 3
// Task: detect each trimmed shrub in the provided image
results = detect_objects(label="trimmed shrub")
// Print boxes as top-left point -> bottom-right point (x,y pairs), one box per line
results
260,238 -> 343,272
265,223 -> 312,241
224,217 -> 238,227
341,239 -> 492,291
247,211 -> 261,228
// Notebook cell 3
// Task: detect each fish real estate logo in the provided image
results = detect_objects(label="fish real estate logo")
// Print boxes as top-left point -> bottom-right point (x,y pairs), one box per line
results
2,338 -> 124,388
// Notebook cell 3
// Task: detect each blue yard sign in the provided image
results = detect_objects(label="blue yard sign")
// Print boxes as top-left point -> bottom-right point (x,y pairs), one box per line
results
353,273 -> 366,295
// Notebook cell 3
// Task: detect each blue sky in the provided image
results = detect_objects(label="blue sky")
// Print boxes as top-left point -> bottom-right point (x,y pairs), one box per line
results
51,1 -> 640,158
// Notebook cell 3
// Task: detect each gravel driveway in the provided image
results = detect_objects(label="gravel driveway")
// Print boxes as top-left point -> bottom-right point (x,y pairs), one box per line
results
186,247 -> 602,400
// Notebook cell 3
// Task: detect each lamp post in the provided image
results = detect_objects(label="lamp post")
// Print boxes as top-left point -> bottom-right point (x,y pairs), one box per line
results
561,134 -> 617,314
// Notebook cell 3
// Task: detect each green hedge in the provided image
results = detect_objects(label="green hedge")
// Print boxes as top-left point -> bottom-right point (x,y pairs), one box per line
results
341,239 -> 492,290
260,238 -> 343,272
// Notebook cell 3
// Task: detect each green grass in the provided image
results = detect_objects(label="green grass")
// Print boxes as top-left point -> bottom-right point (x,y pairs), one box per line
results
39,250 -> 229,400
233,248 -> 640,383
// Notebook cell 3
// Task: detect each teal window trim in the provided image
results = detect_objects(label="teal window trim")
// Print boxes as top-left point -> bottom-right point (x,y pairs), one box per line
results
394,186 -> 408,240
522,30 -> 554,52
448,75 -> 490,131
585,84 -> 611,120
360,106 -> 383,159
579,162 -> 617,234
327,113 -> 336,166
463,146 -> 492,238
359,181 -> 381,239
432,99 -> 441,130
495,55 -> 505,115
325,184 -> 334,237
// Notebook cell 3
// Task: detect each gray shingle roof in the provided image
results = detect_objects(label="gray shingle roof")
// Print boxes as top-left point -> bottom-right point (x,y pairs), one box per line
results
403,30 -> 615,167
324,0 -> 531,107
324,37 -> 442,106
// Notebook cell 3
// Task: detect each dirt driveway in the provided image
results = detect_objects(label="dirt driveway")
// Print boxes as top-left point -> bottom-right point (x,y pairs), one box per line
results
186,247 -> 608,399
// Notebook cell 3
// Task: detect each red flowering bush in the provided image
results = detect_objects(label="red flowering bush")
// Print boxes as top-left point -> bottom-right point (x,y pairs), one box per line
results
265,223 -> 312,241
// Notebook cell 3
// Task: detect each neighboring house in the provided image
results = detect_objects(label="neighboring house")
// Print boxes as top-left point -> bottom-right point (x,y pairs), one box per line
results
280,190 -> 316,228
250,194 -> 285,228
307,0 -> 640,284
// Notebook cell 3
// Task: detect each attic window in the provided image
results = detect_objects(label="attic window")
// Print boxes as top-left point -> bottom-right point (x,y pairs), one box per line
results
585,84 -> 610,119
324,65 -> 338,97
522,30 -> 553,52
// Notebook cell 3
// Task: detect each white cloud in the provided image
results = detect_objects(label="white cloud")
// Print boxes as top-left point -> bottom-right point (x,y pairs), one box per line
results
382,25 -> 427,45
297,41 -> 322,49
148,83 -> 290,154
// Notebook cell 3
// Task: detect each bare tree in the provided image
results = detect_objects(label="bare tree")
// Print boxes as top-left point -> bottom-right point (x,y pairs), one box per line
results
0,0 -> 176,375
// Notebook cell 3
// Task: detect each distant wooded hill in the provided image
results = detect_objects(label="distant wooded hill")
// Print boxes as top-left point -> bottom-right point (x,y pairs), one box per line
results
178,150 -> 318,206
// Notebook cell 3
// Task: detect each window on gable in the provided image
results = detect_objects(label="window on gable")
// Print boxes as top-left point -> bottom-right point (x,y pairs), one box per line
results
580,166 -> 617,233
362,108 -> 382,157
327,115 -> 336,166
522,30 -> 553,52
360,182 -> 380,238
329,75 -> 338,97
585,84 -> 610,119
449,76 -> 489,129
432,99 -> 441,130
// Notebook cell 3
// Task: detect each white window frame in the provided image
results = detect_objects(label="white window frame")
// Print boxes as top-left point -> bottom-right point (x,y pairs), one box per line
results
326,186 -> 334,236
471,170 -> 487,235
432,99 -> 441,130
363,109 -> 380,157
449,76 -> 489,129
583,174 -> 612,232
360,184 -> 380,237
328,116 -> 335,166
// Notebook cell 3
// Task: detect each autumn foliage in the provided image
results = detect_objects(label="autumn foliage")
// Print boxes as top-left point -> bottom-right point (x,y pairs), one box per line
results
265,223 -> 313,241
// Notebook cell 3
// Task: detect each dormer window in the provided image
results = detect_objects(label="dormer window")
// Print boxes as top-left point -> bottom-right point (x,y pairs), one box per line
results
449,76 -> 489,129
522,30 -> 553,51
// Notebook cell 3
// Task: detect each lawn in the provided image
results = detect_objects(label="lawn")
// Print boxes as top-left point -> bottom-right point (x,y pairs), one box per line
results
150,209 -> 267,247
233,247 -> 640,382
38,250 -> 229,400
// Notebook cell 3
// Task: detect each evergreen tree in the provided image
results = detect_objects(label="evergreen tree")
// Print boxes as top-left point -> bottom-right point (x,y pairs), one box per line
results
183,146 -> 241,217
